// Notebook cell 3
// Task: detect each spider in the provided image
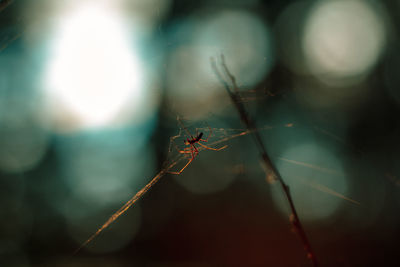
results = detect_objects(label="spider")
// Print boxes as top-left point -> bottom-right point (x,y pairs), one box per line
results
168,126 -> 227,175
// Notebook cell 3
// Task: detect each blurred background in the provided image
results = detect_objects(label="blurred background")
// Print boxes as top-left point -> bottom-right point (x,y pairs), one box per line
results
0,0 -> 399,266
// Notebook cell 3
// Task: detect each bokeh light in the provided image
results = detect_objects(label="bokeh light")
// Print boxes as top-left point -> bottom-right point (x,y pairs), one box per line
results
271,142 -> 348,222
173,142 -> 234,194
302,0 -> 386,86
41,0 -> 156,131
56,128 -> 156,205
54,125 -> 156,252
166,9 -> 273,118
0,53 -> 48,173
124,0 -> 171,31
2,0 -> 400,265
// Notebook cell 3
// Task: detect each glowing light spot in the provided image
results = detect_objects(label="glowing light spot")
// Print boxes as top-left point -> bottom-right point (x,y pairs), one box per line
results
173,152 -> 235,194
43,2 -> 145,130
0,55 -> 48,173
166,10 -> 272,118
0,123 -> 48,173
194,10 -> 272,86
57,129 -> 155,206
55,127 -> 155,252
303,0 -> 386,85
271,143 -> 348,221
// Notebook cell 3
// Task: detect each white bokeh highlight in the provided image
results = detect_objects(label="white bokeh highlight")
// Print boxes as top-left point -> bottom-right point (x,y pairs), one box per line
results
303,0 -> 386,84
43,1 -> 146,130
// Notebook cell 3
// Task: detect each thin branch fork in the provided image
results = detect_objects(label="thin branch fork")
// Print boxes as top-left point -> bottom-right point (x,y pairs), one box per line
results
211,55 -> 318,267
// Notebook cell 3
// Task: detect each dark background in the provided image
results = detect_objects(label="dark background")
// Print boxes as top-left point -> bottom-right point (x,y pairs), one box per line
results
0,0 -> 400,266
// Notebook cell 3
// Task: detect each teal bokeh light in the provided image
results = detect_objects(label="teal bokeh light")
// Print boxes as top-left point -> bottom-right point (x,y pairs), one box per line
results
271,142 -> 348,222
166,8 -> 273,118
0,51 -> 49,173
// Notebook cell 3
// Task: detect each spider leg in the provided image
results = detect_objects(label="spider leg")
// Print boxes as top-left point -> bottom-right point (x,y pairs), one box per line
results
167,157 -> 194,175
197,142 -> 227,151
168,144 -> 196,175
193,143 -> 199,155
179,150 -> 193,154
179,147 -> 193,153
200,126 -> 213,142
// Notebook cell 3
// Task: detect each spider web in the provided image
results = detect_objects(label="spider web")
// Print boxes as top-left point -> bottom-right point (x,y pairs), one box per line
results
166,120 -> 262,169
75,121 -> 358,253
74,122 -> 256,253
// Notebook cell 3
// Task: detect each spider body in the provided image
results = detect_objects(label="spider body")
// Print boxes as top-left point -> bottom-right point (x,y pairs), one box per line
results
168,127 -> 227,175
186,132 -> 203,145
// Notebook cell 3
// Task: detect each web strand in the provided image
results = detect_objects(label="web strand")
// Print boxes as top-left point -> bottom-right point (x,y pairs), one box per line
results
74,156 -> 184,254
75,121 -> 357,254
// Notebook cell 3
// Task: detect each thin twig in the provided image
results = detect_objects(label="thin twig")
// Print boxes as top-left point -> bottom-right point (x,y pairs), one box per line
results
211,55 -> 318,266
